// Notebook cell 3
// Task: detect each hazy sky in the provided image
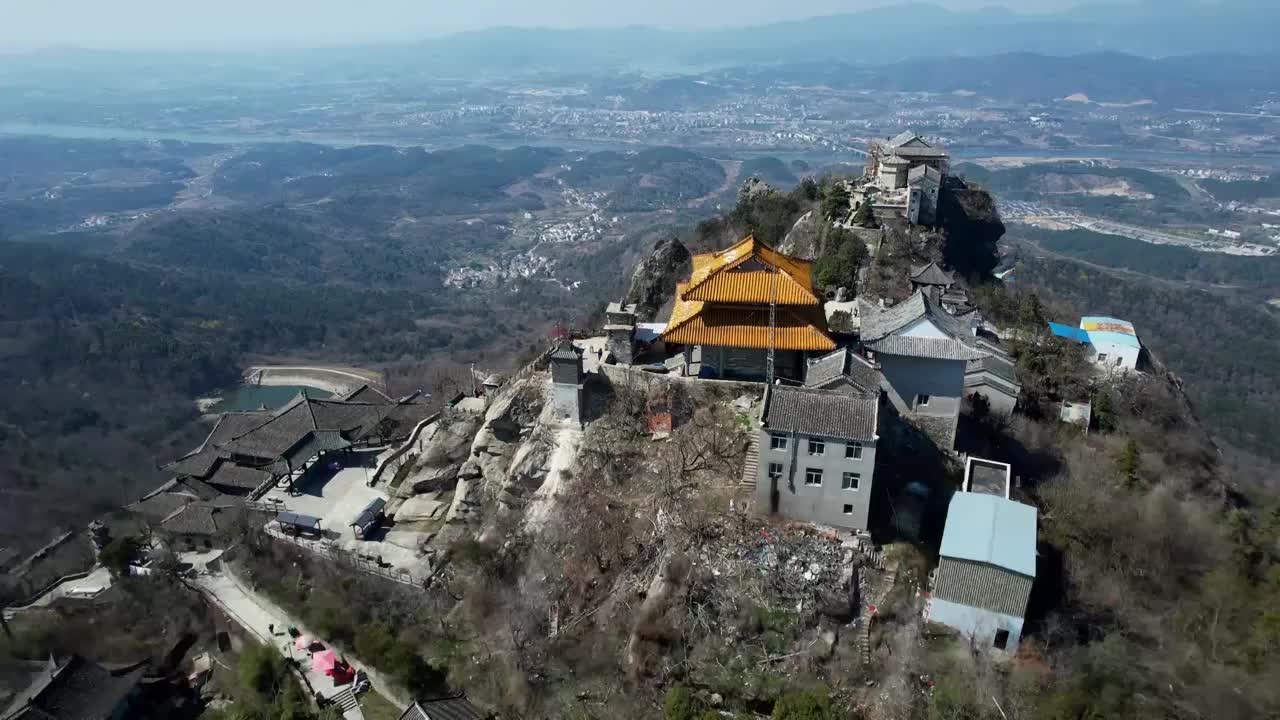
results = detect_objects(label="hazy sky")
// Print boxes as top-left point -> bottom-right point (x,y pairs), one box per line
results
0,0 -> 1075,52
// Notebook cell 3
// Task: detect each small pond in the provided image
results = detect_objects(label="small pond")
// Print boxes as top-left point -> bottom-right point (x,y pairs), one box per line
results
210,385 -> 332,413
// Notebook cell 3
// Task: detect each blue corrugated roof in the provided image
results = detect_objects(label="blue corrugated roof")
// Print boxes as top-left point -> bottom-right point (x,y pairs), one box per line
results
940,493 -> 1037,578
1047,322 -> 1090,344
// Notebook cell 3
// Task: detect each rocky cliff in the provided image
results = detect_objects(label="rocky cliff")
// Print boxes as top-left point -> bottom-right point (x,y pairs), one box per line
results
939,177 -> 1005,280
623,237 -> 692,321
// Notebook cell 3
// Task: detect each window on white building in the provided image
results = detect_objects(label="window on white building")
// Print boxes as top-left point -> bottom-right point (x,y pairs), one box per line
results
767,463 -> 783,484
842,472 -> 861,490
842,504 -> 854,515
808,438 -> 825,456
845,441 -> 863,460
770,433 -> 788,450
915,394 -> 931,408
804,468 -> 823,486
1097,353 -> 1108,364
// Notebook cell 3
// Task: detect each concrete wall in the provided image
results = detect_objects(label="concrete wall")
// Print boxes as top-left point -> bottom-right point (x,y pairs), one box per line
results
965,381 -> 1017,416
925,597 -> 1026,655
879,355 -> 964,419
551,381 -> 582,423
755,428 -> 877,531
1087,342 -> 1140,372
878,354 -> 964,449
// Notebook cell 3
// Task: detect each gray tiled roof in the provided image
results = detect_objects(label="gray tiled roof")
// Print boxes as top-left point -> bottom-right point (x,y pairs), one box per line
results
966,353 -> 1020,386
910,262 -> 954,287
7,656 -> 144,720
550,341 -> 581,361
126,493 -> 193,523
804,347 -> 881,396
886,130 -> 921,149
340,384 -> 393,403
762,385 -> 878,442
164,449 -> 221,478
908,165 -> 942,184
892,144 -> 948,158
398,697 -> 489,720
206,461 -> 273,491
866,335 -> 988,361
159,504 -> 222,536
859,291 -> 988,361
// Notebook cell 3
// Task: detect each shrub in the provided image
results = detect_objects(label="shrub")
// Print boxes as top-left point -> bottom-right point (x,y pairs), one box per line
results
665,685 -> 700,720
772,689 -> 832,720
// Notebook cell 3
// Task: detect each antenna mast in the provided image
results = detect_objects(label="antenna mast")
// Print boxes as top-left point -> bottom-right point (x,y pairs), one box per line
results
766,259 -> 778,386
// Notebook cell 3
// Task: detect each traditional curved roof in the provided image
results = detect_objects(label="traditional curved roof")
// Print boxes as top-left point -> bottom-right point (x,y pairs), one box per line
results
859,291 -> 988,361
910,262 -> 955,287
662,284 -> 835,351
683,235 -> 819,306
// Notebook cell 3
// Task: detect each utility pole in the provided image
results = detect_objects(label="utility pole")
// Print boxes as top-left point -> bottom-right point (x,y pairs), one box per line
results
766,260 -> 778,386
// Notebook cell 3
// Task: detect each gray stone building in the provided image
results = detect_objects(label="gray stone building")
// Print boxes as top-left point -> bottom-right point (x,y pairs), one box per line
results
604,302 -> 638,365
549,341 -> 583,424
858,291 -> 988,449
907,165 -> 942,225
755,385 -> 879,531
964,348 -> 1021,417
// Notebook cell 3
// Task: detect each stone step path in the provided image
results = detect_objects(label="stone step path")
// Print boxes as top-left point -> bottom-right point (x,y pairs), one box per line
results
853,542 -> 896,667
740,436 -> 759,487
330,688 -> 360,715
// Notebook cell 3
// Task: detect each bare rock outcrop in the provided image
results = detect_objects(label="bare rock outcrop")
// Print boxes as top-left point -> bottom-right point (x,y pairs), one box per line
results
779,209 -> 819,259
623,237 -> 692,322
443,376 -> 545,530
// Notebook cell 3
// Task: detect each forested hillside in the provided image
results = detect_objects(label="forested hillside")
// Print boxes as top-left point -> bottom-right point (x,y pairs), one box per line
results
1007,228 -> 1280,459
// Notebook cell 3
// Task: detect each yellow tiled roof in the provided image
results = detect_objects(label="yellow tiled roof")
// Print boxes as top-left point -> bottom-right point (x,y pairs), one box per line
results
684,235 -> 819,305
661,296 -> 835,351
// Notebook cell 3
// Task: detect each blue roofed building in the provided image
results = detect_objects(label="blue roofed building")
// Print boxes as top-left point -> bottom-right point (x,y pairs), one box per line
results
1047,316 -> 1143,372
926,492 -> 1037,655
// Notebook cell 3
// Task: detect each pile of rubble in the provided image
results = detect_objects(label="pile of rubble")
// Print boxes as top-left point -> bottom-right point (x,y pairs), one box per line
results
689,516 -> 857,615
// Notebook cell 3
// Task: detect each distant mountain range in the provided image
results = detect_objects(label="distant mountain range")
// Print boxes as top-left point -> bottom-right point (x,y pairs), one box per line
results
6,0 -> 1280,76
406,0 -> 1280,71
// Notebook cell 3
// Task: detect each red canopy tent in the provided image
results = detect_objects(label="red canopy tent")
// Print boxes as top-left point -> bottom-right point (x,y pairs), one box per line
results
311,649 -> 338,675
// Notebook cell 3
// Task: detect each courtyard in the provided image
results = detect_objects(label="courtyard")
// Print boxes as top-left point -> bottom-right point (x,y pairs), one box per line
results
260,449 -> 425,574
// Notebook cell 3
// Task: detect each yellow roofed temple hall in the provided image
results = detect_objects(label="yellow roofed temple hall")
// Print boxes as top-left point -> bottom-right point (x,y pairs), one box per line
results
661,235 -> 835,380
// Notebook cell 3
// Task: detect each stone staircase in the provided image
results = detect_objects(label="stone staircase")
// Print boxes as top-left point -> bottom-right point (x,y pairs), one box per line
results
852,543 -> 896,667
740,436 -> 760,488
330,688 -> 360,715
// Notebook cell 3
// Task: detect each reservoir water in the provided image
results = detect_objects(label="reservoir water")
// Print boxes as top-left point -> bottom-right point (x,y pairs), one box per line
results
211,385 -> 331,413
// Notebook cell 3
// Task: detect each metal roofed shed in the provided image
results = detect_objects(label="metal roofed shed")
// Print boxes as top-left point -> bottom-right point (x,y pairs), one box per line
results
928,492 -> 1038,654
940,493 -> 1036,578
276,511 -> 322,536
350,498 -> 387,539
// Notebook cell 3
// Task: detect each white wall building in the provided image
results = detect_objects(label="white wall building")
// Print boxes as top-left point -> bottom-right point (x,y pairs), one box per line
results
926,492 -> 1037,655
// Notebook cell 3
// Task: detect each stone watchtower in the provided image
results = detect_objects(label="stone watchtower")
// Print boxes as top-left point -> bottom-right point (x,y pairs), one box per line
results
605,301 -> 638,365
549,341 -> 584,424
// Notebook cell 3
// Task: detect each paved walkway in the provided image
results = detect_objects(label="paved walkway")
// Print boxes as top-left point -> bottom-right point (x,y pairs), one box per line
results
194,568 -> 414,720
574,336 -> 609,373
